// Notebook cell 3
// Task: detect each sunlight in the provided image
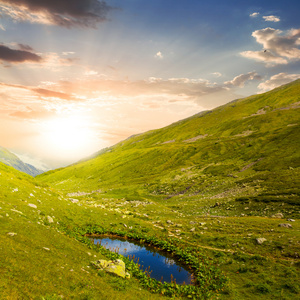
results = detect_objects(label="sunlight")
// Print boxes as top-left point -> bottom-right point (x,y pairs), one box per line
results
42,115 -> 95,157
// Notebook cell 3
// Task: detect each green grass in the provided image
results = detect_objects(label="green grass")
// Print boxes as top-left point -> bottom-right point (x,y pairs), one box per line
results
1,80 -> 300,299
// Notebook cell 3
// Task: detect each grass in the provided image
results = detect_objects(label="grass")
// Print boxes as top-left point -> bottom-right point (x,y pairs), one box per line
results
1,80 -> 300,299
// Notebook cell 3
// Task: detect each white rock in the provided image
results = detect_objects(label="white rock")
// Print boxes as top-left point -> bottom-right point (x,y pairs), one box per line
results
256,238 -> 267,245
47,216 -> 54,223
7,232 -> 17,236
28,203 -> 37,209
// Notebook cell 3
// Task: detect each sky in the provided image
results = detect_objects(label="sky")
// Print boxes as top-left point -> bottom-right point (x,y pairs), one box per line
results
0,0 -> 300,169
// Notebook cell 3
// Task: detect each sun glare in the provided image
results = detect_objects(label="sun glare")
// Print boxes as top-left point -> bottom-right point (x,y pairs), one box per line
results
42,116 -> 96,157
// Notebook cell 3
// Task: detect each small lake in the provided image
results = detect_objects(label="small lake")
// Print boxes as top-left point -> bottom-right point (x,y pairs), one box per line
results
91,236 -> 192,284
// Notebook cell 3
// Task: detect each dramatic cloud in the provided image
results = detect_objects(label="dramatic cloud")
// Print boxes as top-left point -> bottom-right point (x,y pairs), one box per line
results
0,0 -> 113,28
263,15 -> 280,22
17,43 -> 34,51
258,72 -> 300,92
0,82 -> 73,101
224,72 -> 262,87
241,27 -> 300,66
0,44 -> 42,63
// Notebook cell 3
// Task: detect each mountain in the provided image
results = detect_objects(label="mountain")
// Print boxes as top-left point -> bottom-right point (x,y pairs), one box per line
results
0,146 -> 44,176
37,79 -> 300,214
2,80 -> 300,299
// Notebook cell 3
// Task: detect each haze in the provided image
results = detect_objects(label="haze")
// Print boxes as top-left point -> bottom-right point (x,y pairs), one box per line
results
0,0 -> 299,169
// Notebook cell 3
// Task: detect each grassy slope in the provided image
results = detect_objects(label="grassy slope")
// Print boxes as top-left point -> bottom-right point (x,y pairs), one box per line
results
35,80 -> 300,299
38,79 -> 300,208
0,162 -> 164,300
2,80 -> 299,299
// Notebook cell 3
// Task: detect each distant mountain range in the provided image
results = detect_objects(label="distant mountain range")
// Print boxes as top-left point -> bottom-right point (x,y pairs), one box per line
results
0,146 -> 44,177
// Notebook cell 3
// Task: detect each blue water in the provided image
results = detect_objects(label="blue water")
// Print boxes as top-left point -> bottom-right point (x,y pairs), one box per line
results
91,236 -> 192,284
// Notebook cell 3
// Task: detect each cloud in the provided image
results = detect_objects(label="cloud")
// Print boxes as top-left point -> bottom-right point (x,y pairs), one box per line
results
0,82 -> 74,101
17,43 -> 34,51
0,0 -> 113,28
224,72 -> 262,87
263,15 -> 280,22
155,51 -> 163,59
0,44 -> 42,63
250,12 -> 259,18
212,72 -> 222,77
258,72 -> 300,92
0,23 -> 5,30
241,27 -> 300,66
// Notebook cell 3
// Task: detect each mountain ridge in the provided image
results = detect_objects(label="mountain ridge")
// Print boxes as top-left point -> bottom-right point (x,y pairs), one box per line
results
0,146 -> 44,177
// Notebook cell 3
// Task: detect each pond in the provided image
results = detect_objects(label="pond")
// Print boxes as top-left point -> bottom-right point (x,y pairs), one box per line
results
91,236 -> 192,284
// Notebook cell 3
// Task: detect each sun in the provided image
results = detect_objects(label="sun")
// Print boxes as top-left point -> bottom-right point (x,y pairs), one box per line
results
42,115 -> 96,158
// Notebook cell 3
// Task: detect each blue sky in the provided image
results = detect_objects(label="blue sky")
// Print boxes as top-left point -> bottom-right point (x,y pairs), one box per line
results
0,0 -> 299,168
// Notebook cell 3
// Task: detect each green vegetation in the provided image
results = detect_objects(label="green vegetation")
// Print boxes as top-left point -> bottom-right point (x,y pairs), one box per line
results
1,80 -> 300,299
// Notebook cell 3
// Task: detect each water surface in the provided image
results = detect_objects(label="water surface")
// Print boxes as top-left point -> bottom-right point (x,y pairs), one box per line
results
91,236 -> 192,284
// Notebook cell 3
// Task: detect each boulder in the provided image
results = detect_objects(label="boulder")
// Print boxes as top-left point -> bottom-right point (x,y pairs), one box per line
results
92,259 -> 129,279
47,216 -> 54,223
278,223 -> 292,228
256,238 -> 267,245
271,213 -> 284,219
28,203 -> 37,209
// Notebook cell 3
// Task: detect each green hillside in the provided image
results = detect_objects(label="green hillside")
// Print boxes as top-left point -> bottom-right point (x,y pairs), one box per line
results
1,80 -> 299,299
0,146 -> 43,177
0,162 -> 167,299
38,79 -> 300,216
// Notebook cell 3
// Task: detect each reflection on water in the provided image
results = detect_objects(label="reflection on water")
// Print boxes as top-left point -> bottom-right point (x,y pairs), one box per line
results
91,236 -> 192,284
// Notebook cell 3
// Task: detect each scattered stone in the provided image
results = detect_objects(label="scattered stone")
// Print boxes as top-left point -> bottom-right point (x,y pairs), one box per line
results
190,227 -> 195,232
175,224 -> 182,227
91,259 -> 129,279
287,219 -> 295,222
166,220 -> 173,224
256,238 -> 267,245
12,188 -> 18,192
121,215 -> 126,219
70,199 -> 79,203
30,193 -> 34,197
244,207 -> 249,210
278,223 -> 292,228
199,222 -> 206,226
11,209 -> 23,215
43,247 -> 50,251
272,213 -> 284,219
47,216 -> 54,223
123,224 -> 127,228
7,232 -> 17,236
28,203 -> 37,209
189,221 -> 196,224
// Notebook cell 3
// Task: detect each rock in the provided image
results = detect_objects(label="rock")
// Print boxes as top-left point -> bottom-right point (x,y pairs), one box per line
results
278,223 -> 292,228
7,232 -> 17,236
199,222 -> 206,226
92,259 -> 128,279
43,247 -> 50,251
272,213 -> 284,219
166,220 -> 173,224
28,203 -> 37,209
256,238 -> 267,245
287,219 -> 295,222
190,227 -> 195,232
70,199 -> 79,203
47,216 -> 54,223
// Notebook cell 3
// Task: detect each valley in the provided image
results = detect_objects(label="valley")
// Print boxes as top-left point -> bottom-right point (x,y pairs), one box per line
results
1,80 -> 299,299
